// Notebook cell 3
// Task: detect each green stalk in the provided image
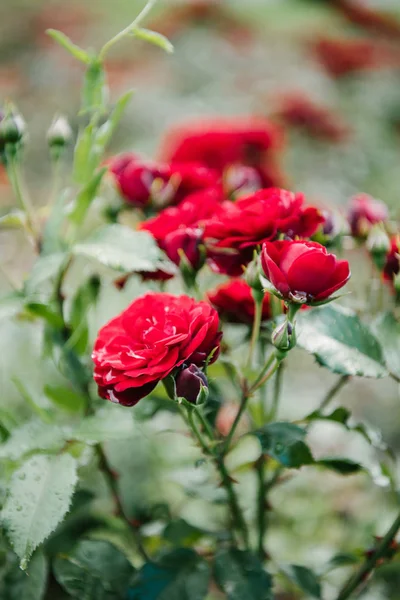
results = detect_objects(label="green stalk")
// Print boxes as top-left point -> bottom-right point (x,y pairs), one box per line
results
247,292 -> 263,369
318,375 -> 350,412
6,150 -> 39,249
335,511 -> 400,600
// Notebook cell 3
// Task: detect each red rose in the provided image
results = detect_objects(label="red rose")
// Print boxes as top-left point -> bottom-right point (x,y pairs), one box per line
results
159,117 -> 284,188
261,240 -> 350,304
109,153 -> 219,208
92,293 -> 221,406
163,227 -> 204,270
208,278 -> 272,324
348,193 -> 388,238
383,236 -> 400,282
203,188 -> 323,276
274,92 -> 349,143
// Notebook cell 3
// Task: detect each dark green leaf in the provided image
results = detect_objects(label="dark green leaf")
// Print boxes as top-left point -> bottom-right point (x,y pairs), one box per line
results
131,27 -> 174,53
68,167 -> 107,226
46,29 -> 90,63
73,225 -> 163,273
1,453 -> 78,568
163,519 -> 205,546
325,553 -> 360,572
282,564 -> 322,599
130,548 -> 210,600
44,385 -> 86,413
253,423 -> 314,468
3,551 -> 48,600
214,549 -> 273,600
25,302 -> 64,329
54,539 -> 135,599
296,305 -> 387,378
371,311 -> 400,380
317,458 -> 363,475
82,59 -> 108,114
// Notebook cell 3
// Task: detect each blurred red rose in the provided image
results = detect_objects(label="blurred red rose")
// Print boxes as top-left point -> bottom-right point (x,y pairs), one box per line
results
163,227 -> 204,270
274,92 -> 349,143
383,236 -> 400,282
92,293 -> 221,406
108,153 -> 219,208
314,37 -> 397,78
159,117 -> 285,188
348,193 -> 388,238
208,278 -> 272,324
203,188 -> 323,276
261,240 -> 350,304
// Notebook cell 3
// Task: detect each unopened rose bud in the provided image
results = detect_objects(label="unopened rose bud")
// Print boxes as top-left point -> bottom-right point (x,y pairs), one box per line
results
47,115 -> 72,149
272,319 -> 296,352
367,225 -> 391,270
348,193 -> 388,239
224,165 -> 262,197
163,227 -> 204,272
175,364 -> 208,404
0,111 -> 26,148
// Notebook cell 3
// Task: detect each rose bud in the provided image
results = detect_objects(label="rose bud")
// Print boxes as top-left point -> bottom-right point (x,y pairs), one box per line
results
366,224 -> 391,271
244,254 -> 263,294
0,110 -> 26,150
175,364 -> 208,404
383,236 -> 400,282
261,240 -> 350,305
272,319 -> 296,352
163,227 -> 204,271
47,115 -> 72,148
348,193 -> 388,238
223,165 -> 262,197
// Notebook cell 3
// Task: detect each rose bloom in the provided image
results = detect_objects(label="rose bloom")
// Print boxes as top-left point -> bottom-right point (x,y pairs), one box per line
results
208,278 -> 272,324
274,92 -> 349,143
348,193 -> 388,238
108,153 -> 219,208
158,117 -> 285,188
92,293 -> 222,406
383,236 -> 400,282
203,188 -> 323,276
261,240 -> 350,304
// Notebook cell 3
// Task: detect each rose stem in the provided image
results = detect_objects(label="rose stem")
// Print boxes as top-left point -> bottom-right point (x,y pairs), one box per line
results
246,291 -> 263,370
318,375 -> 350,412
335,511 -> 400,600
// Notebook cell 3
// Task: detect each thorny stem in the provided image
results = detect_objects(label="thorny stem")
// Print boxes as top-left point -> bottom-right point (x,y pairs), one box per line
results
96,445 -> 149,562
268,361 -> 284,421
318,375 -> 350,412
99,0 -> 159,60
256,464 -> 282,560
336,510 -> 400,600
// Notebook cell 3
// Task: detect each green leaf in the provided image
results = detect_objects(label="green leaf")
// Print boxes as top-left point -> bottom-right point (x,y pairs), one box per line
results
163,519 -> 205,546
44,385 -> 86,413
131,27 -> 174,54
324,553 -> 360,572
25,253 -> 66,297
1,453 -> 78,568
73,120 -> 95,183
67,275 -> 100,354
296,305 -> 388,378
82,59 -> 108,115
94,91 -> 134,153
0,210 -> 26,230
253,423 -> 314,468
46,29 -> 90,63
316,458 -> 363,475
73,225 -> 163,273
25,302 -> 64,329
68,167 -> 107,227
53,539 -> 135,599
0,420 -> 67,460
41,189 -> 70,255
3,551 -> 48,600
73,408 -> 135,444
214,549 -> 273,600
371,311 -> 400,380
282,564 -> 322,599
130,548 -> 210,600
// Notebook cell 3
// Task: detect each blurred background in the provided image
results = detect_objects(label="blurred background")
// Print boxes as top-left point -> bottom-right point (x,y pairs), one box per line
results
1,1 -> 400,598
